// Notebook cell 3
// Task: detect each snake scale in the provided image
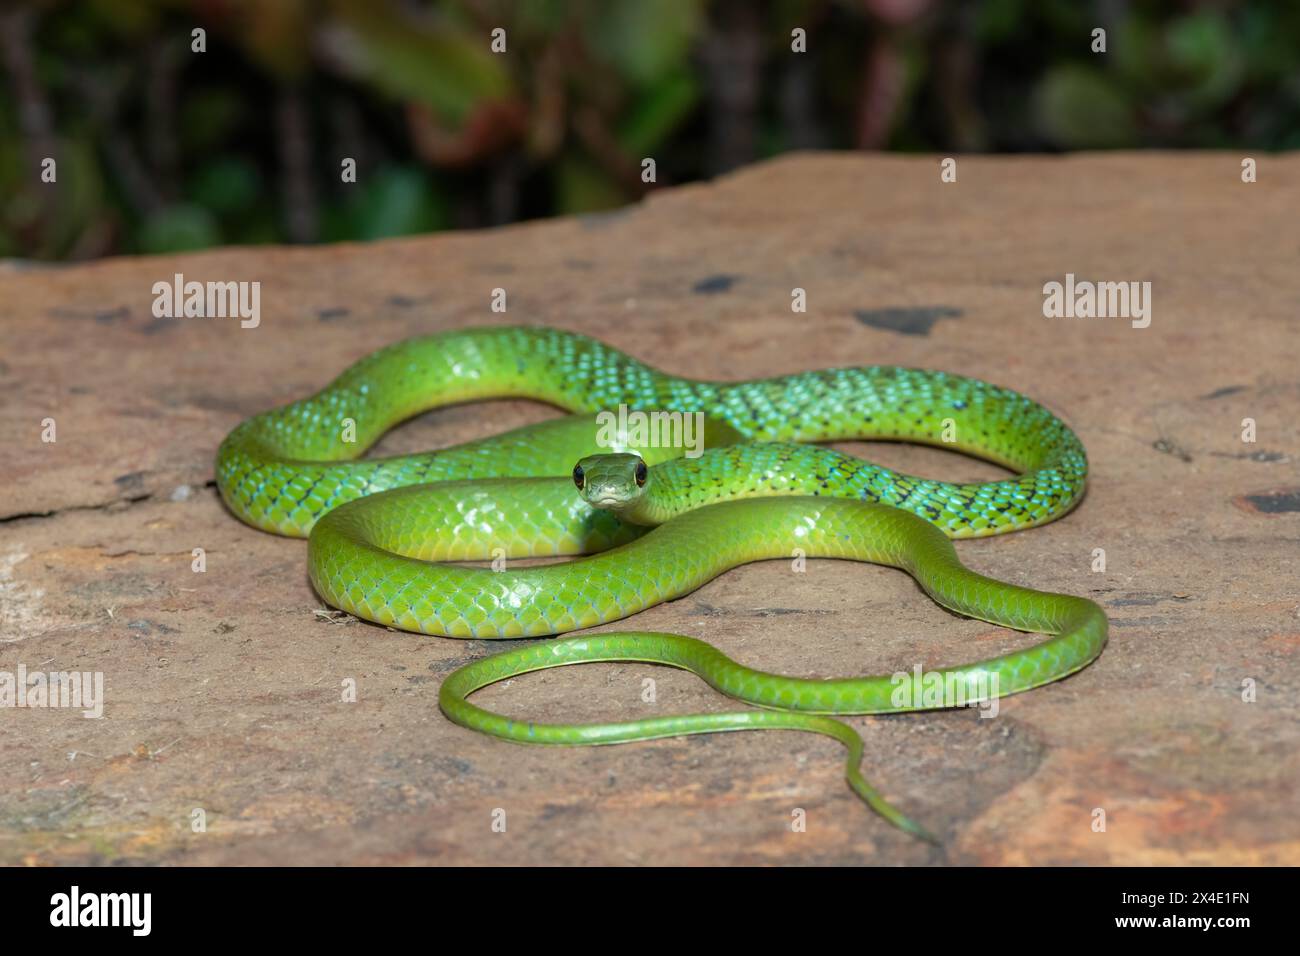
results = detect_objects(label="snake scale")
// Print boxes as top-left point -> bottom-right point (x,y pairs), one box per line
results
216,325 -> 1107,841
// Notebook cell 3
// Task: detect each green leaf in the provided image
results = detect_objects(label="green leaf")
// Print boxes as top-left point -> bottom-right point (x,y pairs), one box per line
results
1034,66 -> 1136,148
1165,12 -> 1243,109
586,0 -> 703,87
190,158 -> 261,216
323,4 -> 514,125
555,154 -> 626,214
617,71 -> 699,155
138,204 -> 222,254
329,166 -> 447,241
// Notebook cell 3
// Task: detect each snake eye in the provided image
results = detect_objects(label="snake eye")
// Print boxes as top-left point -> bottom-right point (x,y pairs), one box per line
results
635,460 -> 648,487
573,465 -> 585,489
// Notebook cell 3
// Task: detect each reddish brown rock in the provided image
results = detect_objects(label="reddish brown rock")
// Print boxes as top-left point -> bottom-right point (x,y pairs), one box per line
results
1,153 -> 1297,864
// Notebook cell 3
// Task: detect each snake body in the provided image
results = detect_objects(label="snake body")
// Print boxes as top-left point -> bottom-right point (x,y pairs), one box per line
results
216,325 -> 1106,840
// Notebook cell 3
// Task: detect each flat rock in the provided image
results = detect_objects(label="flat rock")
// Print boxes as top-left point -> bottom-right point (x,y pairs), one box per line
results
1,152 -> 1297,864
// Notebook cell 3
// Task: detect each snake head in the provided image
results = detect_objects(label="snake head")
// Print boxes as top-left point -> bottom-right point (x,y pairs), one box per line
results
573,453 -> 649,511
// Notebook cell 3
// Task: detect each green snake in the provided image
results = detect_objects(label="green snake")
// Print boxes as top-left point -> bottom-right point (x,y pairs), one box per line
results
216,325 -> 1106,841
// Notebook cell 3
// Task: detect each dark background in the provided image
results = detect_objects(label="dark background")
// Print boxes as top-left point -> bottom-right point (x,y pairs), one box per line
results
3,0 -> 1296,261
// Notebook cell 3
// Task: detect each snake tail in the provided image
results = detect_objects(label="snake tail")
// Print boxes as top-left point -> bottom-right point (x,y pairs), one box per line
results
438,633 -> 941,842
436,500 -> 1107,839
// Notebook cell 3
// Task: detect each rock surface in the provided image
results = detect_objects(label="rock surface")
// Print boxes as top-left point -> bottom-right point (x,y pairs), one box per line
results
2,152 -> 1297,864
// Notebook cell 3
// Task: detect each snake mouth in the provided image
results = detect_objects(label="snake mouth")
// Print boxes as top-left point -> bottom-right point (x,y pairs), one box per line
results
590,496 -> 625,509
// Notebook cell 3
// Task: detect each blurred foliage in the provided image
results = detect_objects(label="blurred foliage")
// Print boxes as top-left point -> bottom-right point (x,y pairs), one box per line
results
1,0 -> 1297,260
